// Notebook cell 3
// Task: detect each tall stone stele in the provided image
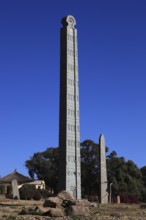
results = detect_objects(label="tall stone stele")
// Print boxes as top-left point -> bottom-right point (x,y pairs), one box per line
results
99,134 -> 108,203
58,15 -> 81,199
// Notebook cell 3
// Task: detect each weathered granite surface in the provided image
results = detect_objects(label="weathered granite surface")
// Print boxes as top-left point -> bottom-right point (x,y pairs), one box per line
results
58,15 -> 81,199
99,134 -> 108,204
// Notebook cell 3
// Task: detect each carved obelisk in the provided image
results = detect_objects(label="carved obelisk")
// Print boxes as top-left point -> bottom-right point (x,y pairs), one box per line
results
99,134 -> 108,203
58,15 -> 81,199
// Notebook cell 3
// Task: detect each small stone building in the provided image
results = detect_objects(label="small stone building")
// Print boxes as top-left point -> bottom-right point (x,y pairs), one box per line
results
0,170 -> 32,196
21,180 -> 46,190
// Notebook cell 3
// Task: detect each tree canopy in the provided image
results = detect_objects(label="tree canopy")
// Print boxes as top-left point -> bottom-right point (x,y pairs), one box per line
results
25,140 -> 146,201
25,147 -> 58,192
107,152 -> 144,199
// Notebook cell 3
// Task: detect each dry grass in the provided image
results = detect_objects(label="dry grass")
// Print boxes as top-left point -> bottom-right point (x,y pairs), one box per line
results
96,203 -> 142,216
0,195 -> 44,219
0,195 -> 146,219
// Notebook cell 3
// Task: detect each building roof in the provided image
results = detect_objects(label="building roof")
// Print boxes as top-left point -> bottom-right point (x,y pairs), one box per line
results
27,180 -> 45,185
0,170 -> 32,184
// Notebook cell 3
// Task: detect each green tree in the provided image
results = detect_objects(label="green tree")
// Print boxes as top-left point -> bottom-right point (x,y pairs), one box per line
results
126,160 -> 144,197
25,147 -> 59,192
81,140 -> 100,196
0,180 -> 5,194
107,152 -> 144,200
107,152 -> 127,195
141,166 -> 146,188
140,166 -> 146,201
80,139 -> 109,197
25,141 -> 146,200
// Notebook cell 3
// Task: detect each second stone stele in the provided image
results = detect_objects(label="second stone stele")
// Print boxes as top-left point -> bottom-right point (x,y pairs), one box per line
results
99,134 -> 108,203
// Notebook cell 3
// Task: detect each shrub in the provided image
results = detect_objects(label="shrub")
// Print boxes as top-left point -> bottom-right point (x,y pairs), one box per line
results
33,190 -> 41,200
0,183 -> 5,194
19,184 -> 41,200
6,194 -> 13,199
39,189 -> 49,199
128,195 -> 139,204
120,194 -> 129,203
19,184 -> 35,200
120,194 -> 139,204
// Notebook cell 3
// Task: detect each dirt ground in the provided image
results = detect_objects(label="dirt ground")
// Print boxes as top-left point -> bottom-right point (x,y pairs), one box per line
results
0,195 -> 44,219
0,195 -> 146,220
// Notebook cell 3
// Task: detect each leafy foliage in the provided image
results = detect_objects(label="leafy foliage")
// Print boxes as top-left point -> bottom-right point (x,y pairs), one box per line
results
19,184 -> 41,200
107,152 -> 144,199
25,140 -> 146,201
25,147 -> 58,192
0,182 -> 5,194
81,140 -> 100,196
141,166 -> 146,188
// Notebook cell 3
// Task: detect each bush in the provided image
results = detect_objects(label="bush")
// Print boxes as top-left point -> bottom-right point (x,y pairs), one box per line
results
120,194 -> 129,203
0,183 -> 5,194
120,194 -> 139,204
128,195 -> 139,204
33,190 -> 41,200
5,194 -> 13,199
39,189 -> 49,199
19,184 -> 41,200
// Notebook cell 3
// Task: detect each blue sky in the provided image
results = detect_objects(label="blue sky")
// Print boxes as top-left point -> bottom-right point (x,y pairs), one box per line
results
0,0 -> 146,177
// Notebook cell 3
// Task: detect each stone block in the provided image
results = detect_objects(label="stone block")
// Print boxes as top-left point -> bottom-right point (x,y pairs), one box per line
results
44,208 -> 64,217
58,190 -> 74,201
69,206 -> 90,216
43,197 -> 61,207
74,199 -> 91,207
